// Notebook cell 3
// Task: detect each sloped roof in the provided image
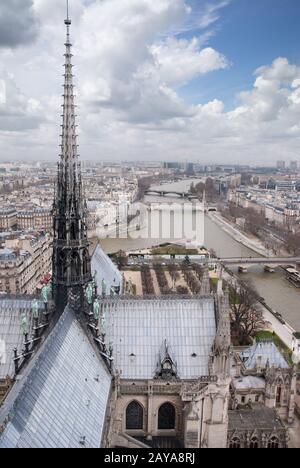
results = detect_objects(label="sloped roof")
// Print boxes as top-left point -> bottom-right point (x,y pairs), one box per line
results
228,406 -> 285,431
91,244 -> 123,295
0,306 -> 111,449
232,375 -> 265,390
0,299 -> 43,379
240,340 -> 289,370
104,297 -> 216,379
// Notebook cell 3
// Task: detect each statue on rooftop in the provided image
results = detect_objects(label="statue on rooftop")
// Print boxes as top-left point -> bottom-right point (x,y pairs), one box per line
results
99,313 -> 107,335
20,313 -> 28,335
109,341 -> 113,357
41,284 -> 50,304
93,270 -> 98,286
32,299 -> 39,319
101,278 -> 107,296
85,283 -> 93,305
93,299 -> 100,320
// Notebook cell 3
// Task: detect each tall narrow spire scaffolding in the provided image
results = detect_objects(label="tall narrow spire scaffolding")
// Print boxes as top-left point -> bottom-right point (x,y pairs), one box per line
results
52,5 -> 91,311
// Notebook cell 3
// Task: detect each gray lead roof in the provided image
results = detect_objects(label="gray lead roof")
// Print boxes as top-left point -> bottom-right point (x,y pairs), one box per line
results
0,299 -> 43,379
104,297 -> 216,380
91,244 -> 123,294
0,306 -> 111,449
240,341 -> 289,370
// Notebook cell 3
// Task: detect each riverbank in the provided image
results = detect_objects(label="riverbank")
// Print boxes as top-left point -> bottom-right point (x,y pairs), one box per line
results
222,268 -> 297,350
208,211 -> 270,257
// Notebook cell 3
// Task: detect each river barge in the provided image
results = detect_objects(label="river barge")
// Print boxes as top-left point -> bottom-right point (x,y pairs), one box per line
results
283,266 -> 300,288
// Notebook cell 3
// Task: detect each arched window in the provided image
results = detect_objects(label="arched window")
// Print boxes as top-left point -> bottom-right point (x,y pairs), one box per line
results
82,249 -> 90,275
276,386 -> 282,406
229,437 -> 241,449
268,437 -> 279,449
126,401 -> 144,430
250,437 -> 259,449
158,403 -> 176,430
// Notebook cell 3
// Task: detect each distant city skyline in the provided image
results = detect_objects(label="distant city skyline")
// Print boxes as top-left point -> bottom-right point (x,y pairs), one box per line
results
0,0 -> 300,164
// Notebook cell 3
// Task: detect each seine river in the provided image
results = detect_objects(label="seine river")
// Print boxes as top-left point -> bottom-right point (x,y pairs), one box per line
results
97,179 -> 300,332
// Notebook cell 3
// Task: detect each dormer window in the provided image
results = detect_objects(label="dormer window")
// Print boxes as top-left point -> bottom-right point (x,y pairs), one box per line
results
162,360 -> 172,370
154,339 -> 178,381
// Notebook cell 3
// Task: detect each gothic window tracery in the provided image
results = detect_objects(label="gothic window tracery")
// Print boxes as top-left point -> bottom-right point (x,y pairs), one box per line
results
126,401 -> 144,430
267,436 -> 279,449
158,402 -> 176,430
249,437 -> 259,449
229,437 -> 241,448
276,386 -> 282,406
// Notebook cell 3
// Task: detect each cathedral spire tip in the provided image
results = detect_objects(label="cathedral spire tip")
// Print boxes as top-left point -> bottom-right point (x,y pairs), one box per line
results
65,0 -> 71,25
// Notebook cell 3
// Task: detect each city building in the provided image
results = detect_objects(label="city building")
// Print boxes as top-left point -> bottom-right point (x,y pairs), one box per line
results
17,209 -> 52,232
276,180 -> 296,192
0,233 -> 52,295
0,208 -> 17,231
290,161 -> 298,172
277,161 -> 286,170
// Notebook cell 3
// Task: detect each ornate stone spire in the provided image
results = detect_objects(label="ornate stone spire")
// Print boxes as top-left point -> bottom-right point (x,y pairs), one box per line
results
155,339 -> 178,380
200,265 -> 211,295
52,2 -> 91,311
211,287 -> 231,378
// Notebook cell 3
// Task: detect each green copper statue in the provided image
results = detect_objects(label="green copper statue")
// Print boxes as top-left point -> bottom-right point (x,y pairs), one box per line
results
32,299 -> 39,319
93,270 -> 98,286
101,278 -> 107,296
85,283 -> 93,305
93,299 -> 100,320
41,284 -> 50,304
20,313 -> 28,335
99,313 -> 107,335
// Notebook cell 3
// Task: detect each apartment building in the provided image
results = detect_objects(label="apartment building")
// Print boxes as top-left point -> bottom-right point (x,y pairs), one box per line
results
0,208 -> 17,231
0,233 -> 52,295
17,209 -> 52,231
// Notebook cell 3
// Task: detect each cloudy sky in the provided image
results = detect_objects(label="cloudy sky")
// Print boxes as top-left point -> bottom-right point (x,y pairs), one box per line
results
0,0 -> 300,164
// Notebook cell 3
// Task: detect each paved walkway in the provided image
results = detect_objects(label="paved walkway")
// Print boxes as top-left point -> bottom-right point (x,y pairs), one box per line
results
262,307 -> 295,350
222,270 -> 296,350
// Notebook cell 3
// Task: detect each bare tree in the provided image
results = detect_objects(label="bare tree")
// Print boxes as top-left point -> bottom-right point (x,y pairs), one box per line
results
229,281 -> 265,345
286,231 -> 300,255
141,265 -> 155,295
168,264 -> 180,289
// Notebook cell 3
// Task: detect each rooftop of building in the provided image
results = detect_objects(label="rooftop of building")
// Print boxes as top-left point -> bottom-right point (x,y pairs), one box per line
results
228,405 -> 286,432
0,306 -> 112,448
0,298 -> 43,379
0,208 -> 17,215
0,248 -> 30,262
240,340 -> 289,370
232,375 -> 265,390
91,244 -> 123,295
104,295 -> 217,380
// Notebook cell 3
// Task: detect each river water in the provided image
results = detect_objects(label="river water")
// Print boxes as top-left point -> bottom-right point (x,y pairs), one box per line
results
97,179 -> 300,332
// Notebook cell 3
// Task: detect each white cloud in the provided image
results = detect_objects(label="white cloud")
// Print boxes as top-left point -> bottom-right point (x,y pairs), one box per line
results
195,0 -> 232,29
150,38 -> 228,87
0,79 -> 6,104
0,70 -> 43,131
0,0 -> 299,165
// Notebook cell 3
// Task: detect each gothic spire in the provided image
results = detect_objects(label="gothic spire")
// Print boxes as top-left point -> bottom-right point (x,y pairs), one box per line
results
58,2 -> 79,204
52,3 -> 91,312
